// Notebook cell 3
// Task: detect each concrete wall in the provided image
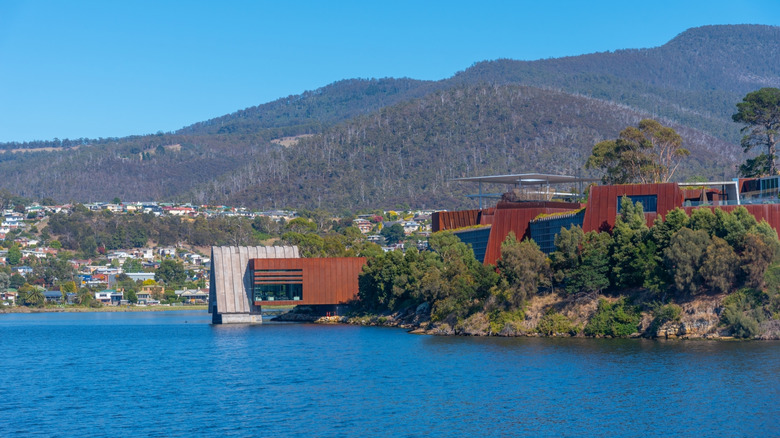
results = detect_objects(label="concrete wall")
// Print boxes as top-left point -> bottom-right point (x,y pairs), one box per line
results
209,246 -> 299,324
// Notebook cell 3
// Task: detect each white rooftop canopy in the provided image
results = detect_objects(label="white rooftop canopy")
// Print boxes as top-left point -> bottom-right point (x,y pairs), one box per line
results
451,173 -> 599,186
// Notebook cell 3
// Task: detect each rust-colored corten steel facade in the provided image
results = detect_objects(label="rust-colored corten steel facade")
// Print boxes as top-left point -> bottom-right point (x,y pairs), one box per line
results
581,183 -> 684,232
432,208 -> 495,232
442,181 -> 780,266
482,201 -> 583,265
251,257 -> 367,306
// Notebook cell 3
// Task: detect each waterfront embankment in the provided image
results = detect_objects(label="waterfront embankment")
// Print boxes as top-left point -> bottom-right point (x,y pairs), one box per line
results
0,305 -> 208,314
278,292 -> 780,340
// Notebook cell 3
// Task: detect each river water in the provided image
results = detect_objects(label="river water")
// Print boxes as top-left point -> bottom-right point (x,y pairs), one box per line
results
1,310 -> 778,437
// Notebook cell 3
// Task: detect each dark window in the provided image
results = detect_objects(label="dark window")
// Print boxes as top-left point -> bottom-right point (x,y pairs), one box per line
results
253,283 -> 302,302
252,268 -> 303,302
617,195 -> 657,213
529,210 -> 586,254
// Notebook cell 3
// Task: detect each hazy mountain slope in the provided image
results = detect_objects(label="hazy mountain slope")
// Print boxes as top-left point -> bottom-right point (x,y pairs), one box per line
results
0,25 -> 772,208
204,84 -> 738,210
176,77 -> 441,138
450,25 -> 780,142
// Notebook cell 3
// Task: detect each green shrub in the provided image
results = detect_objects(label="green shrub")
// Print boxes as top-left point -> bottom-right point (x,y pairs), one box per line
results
721,304 -> 759,338
488,308 -> 525,335
584,298 -> 641,337
536,310 -> 574,335
722,288 -> 764,309
648,303 -> 682,334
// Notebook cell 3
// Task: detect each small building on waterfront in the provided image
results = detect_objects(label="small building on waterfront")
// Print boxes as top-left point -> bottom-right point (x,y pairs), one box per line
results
209,246 -> 367,324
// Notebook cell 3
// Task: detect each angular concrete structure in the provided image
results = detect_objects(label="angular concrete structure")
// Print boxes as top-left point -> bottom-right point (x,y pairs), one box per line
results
209,246 -> 299,324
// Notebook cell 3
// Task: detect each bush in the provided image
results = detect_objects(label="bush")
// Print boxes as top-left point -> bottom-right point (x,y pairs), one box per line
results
720,288 -> 763,338
721,304 -> 759,338
488,308 -> 525,335
536,310 -> 574,335
584,298 -> 641,337
648,303 -> 682,334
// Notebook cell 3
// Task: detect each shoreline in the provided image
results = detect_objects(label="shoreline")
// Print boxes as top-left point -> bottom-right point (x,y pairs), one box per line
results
0,305 -> 208,314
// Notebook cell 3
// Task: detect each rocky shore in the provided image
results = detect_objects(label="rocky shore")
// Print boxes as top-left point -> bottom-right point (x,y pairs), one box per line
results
277,293 -> 780,340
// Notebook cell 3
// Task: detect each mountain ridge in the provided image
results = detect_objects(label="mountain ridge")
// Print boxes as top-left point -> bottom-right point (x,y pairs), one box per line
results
0,24 -> 776,210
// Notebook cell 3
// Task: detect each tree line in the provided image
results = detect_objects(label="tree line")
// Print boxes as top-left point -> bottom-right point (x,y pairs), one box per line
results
356,199 -> 780,338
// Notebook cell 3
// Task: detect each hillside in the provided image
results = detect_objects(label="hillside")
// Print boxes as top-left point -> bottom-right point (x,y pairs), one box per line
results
208,84 -> 738,210
0,24 -> 775,209
451,25 -> 780,142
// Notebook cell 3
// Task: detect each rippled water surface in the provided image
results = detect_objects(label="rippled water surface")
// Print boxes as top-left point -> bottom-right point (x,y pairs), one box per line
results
1,311 -> 779,437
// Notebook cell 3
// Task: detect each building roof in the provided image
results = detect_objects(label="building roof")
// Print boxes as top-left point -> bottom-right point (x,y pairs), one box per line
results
451,173 -> 599,186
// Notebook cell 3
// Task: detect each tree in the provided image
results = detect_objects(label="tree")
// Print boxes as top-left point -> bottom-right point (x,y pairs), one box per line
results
155,260 -> 187,285
567,231 -> 612,294
381,223 -> 405,245
60,280 -> 77,302
740,232 -> 777,289
585,119 -> 689,184
700,237 -> 738,294
496,233 -> 548,307
664,227 -> 710,295
0,272 -> 9,292
19,284 -> 44,307
122,258 -> 145,273
76,288 -> 93,306
7,245 -> 22,265
550,225 -> 585,284
733,87 -> 780,176
610,197 -> 652,288
285,217 -> 317,234
9,273 -> 25,289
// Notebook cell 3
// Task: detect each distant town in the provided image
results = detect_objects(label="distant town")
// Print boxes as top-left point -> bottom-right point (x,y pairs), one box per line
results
0,200 -> 436,308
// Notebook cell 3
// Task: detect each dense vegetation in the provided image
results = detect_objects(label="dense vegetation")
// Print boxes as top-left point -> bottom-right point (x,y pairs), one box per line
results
0,25 -> 777,210
41,206 -> 380,259
356,199 -> 780,338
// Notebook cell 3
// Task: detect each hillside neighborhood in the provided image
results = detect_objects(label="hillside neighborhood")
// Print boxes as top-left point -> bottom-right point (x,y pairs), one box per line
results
0,201 -> 435,308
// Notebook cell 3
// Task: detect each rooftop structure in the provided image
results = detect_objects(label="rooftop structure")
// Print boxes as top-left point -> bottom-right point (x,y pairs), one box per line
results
452,172 -> 599,208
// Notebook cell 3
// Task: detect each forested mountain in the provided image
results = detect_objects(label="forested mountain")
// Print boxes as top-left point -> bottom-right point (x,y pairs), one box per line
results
451,24 -> 780,142
177,78 -> 441,137
205,84 -> 737,210
0,25 -> 776,210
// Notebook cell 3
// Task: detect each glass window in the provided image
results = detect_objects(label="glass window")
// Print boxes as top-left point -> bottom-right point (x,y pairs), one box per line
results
252,268 -> 303,301
617,195 -> 657,213
253,283 -> 302,302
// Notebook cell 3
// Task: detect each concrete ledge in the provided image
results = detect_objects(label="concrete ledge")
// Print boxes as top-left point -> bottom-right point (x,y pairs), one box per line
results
214,313 -> 263,324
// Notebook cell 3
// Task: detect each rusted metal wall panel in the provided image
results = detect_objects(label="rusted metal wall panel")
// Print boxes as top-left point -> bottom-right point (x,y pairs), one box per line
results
433,209 -> 482,231
482,202 -> 580,265
252,257 -> 367,306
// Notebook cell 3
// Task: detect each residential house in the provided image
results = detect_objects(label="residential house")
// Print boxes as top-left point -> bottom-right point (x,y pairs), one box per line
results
95,289 -> 123,306
15,266 -> 33,277
21,249 -> 46,259
43,290 -> 63,304
403,221 -> 420,235
138,285 -> 164,304
1,290 -> 17,305
125,272 -> 156,283
176,289 -> 209,303
353,218 -> 373,234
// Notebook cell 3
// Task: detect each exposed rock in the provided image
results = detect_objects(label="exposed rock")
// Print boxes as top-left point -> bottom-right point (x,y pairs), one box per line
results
457,312 -> 490,336
758,320 -> 780,340
272,312 -> 319,322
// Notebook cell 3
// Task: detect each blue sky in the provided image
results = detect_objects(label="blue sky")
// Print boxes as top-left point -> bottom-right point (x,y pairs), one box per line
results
1,0 -> 778,142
